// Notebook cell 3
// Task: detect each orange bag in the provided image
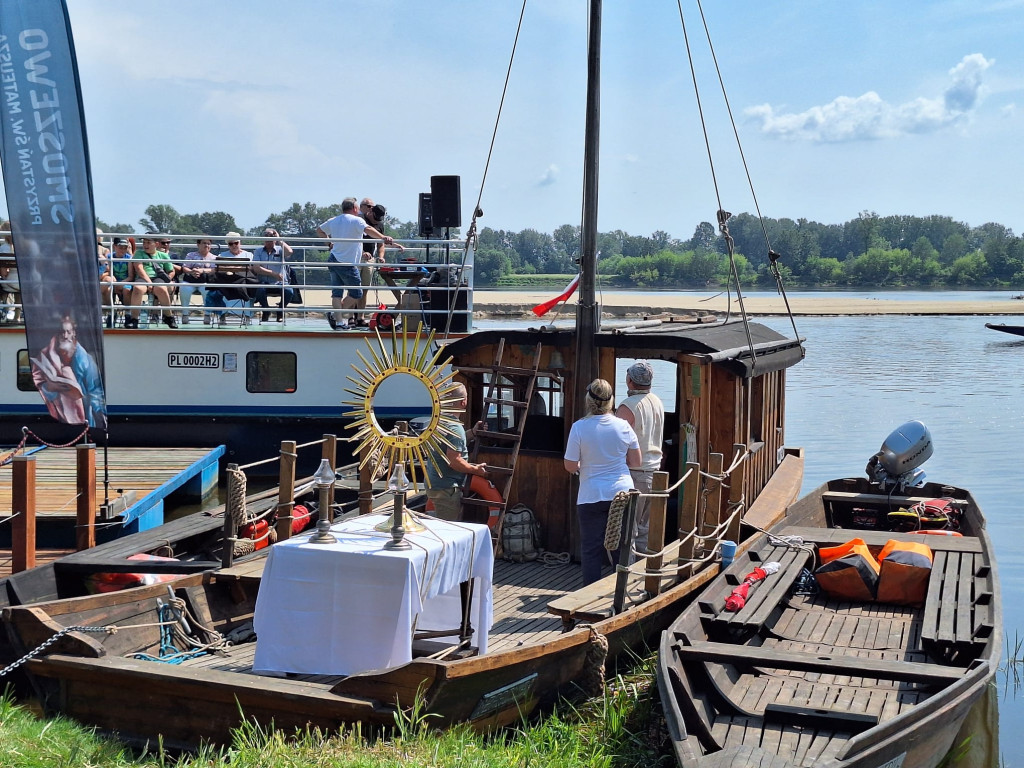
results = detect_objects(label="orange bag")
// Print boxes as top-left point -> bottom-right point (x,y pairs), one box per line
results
876,539 -> 933,606
814,538 -> 879,602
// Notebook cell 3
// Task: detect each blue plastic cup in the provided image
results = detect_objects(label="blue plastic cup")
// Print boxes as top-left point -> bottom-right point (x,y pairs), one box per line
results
720,540 -> 737,568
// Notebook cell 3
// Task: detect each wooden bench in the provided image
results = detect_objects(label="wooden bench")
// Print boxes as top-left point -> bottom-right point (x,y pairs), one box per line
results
547,540 -> 682,629
673,640 -> 964,686
921,548 -> 994,664
698,544 -> 811,637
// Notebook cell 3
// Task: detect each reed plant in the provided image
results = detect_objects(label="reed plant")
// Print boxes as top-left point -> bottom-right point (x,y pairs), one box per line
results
0,655 -> 672,768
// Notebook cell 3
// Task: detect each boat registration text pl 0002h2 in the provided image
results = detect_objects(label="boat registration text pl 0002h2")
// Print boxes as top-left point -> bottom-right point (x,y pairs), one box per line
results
167,353 -> 220,369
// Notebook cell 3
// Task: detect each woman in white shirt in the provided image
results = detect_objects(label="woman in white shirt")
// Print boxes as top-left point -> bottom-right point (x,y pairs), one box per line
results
564,378 -> 641,585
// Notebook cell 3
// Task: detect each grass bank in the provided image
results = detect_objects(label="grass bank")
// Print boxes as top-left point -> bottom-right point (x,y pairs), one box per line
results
0,659 -> 673,768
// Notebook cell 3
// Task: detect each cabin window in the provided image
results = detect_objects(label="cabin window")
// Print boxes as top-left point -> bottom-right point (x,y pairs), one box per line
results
246,352 -> 297,393
16,350 -> 34,392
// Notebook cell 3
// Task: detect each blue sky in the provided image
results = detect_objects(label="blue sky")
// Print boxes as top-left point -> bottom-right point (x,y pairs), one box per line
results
15,0 -> 1024,240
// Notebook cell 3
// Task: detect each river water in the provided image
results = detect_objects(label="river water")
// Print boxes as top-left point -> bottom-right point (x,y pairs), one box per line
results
483,303 -> 1022,762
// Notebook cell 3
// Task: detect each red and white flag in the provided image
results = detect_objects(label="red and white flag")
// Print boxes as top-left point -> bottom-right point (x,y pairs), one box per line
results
531,274 -> 581,317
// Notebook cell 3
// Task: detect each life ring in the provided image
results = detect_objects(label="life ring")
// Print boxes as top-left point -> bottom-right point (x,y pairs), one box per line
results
469,474 -> 504,531
909,529 -> 963,537
86,553 -> 181,594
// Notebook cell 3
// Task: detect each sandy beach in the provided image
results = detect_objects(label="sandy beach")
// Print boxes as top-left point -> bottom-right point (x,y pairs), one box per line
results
471,290 -> 1024,318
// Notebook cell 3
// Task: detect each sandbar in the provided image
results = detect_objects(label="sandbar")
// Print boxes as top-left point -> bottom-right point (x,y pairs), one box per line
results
471,289 -> 1024,317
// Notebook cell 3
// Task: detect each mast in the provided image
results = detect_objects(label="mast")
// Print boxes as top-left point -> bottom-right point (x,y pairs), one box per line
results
575,0 -> 602,410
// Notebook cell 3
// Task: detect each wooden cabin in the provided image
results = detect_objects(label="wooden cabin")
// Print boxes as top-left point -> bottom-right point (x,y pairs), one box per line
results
443,320 -> 805,555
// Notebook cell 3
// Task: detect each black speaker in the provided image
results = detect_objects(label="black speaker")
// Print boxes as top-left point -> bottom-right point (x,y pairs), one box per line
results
417,193 -> 433,237
430,175 -> 461,228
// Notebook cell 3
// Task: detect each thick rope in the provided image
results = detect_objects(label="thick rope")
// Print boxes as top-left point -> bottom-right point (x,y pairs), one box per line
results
603,491 -> 631,551
577,626 -> 608,698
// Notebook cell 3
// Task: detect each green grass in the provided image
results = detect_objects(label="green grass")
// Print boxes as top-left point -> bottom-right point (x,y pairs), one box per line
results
0,657 -> 673,768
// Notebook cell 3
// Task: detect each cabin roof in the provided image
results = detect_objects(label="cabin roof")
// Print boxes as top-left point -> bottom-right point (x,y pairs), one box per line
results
443,321 -> 804,378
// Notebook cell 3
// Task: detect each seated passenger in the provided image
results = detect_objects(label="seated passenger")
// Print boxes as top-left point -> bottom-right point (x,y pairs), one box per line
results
127,235 -> 177,329
100,237 -> 134,326
179,237 -> 217,324
0,221 -> 19,324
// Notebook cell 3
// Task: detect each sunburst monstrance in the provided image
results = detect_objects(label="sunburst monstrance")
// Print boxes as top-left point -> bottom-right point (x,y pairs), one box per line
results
343,322 -> 466,491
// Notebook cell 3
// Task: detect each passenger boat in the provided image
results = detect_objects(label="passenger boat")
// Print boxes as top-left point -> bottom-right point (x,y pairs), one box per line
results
0,0 -> 809,749
657,424 -> 1000,768
984,322 -> 1024,338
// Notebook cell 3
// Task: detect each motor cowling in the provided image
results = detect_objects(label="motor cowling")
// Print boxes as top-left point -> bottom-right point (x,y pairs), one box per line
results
865,420 -> 933,490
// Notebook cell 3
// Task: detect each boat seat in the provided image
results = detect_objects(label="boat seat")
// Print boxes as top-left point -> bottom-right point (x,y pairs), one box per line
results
672,640 -> 964,686
921,548 -> 994,665
699,544 -> 811,636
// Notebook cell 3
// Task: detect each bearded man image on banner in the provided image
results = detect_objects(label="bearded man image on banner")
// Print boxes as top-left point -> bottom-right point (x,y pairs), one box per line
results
0,0 -> 109,435
31,314 -> 105,428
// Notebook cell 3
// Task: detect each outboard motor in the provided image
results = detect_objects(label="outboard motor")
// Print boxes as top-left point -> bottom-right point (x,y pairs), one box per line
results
865,420 -> 933,491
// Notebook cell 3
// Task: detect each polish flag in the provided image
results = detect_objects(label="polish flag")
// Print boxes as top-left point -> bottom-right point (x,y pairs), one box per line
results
531,274 -> 581,316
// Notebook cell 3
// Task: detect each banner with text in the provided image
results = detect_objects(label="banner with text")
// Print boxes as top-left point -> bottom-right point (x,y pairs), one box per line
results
0,0 -> 107,433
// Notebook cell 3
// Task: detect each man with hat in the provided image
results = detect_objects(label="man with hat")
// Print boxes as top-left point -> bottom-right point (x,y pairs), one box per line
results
615,360 -> 664,559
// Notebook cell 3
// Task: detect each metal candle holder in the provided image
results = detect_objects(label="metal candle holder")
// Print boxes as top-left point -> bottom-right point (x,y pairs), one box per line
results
375,462 -> 424,548
308,458 -> 337,544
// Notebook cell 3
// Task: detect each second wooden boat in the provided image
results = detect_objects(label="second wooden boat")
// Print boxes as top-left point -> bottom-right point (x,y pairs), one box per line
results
658,465 -> 1000,767
985,322 -> 1024,337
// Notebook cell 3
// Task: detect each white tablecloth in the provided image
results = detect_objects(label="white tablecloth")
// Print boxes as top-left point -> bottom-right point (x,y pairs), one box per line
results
252,514 -> 493,676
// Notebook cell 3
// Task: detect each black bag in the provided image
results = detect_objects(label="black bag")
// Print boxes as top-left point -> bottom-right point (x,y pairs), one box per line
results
287,266 -> 302,304
221,273 -> 258,301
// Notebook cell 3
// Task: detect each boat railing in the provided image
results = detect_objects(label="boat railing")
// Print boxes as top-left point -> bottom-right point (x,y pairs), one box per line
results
0,234 -> 476,332
610,445 -> 752,612
220,433 -> 392,568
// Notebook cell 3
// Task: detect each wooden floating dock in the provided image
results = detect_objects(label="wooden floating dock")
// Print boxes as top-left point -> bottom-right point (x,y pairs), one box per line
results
0,445 -> 224,575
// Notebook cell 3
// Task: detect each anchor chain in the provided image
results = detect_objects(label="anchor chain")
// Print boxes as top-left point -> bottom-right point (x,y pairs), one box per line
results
0,625 -> 114,678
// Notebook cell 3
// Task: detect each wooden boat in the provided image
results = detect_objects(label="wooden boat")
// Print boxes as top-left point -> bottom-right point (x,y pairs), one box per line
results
0,0 -> 809,748
0,320 -> 805,746
657,476 -> 1000,768
984,322 -> 1024,338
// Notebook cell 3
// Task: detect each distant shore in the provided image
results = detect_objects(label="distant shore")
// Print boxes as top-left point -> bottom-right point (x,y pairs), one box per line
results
471,290 -> 1024,318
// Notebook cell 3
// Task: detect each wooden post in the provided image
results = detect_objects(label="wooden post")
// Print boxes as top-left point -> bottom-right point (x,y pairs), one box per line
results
644,470 -> 669,596
676,461 -> 699,583
358,442 -> 373,516
706,452 -> 724,536
76,443 -> 96,551
322,434 -> 337,472
221,463 -> 241,569
276,440 -> 297,542
726,443 -> 746,546
12,456 -> 36,573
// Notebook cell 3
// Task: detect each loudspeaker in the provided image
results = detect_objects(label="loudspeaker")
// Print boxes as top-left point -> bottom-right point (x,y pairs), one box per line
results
430,175 -> 461,228
417,193 -> 433,237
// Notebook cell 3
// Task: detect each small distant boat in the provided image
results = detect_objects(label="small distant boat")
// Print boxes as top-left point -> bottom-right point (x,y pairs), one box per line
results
984,322 -> 1024,337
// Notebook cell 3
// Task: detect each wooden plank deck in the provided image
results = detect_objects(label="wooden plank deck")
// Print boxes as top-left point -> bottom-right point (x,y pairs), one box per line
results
0,446 -> 222,522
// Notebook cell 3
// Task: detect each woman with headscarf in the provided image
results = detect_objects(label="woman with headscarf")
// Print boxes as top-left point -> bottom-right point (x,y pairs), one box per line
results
564,378 -> 641,585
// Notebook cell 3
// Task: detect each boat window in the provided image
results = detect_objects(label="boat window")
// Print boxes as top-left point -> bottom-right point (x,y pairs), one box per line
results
16,350 -> 34,392
246,352 -> 297,393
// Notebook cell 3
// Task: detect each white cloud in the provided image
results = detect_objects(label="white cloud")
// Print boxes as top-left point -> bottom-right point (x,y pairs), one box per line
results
746,54 -> 995,142
537,164 -> 560,186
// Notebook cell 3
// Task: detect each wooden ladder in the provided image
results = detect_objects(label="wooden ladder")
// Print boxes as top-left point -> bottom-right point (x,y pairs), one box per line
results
459,339 -> 543,553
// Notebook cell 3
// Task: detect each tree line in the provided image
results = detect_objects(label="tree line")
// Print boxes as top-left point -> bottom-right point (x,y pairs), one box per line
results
100,205 -> 1024,289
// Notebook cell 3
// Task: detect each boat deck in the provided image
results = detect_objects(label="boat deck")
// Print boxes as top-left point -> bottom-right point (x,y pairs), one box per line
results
181,557 -> 584,684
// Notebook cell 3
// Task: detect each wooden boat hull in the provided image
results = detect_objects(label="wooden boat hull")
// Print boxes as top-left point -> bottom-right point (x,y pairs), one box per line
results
0,454 -> 805,747
985,322 -> 1024,337
657,478 -> 1001,768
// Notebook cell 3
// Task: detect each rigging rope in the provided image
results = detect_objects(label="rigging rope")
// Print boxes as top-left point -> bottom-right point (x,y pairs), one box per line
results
675,0 -> 801,350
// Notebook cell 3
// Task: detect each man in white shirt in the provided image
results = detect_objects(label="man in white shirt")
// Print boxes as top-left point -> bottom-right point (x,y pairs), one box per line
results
615,361 -> 665,558
317,198 -> 393,329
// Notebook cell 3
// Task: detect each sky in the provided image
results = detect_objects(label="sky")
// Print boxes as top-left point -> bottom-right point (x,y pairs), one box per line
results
6,0 -> 1023,241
